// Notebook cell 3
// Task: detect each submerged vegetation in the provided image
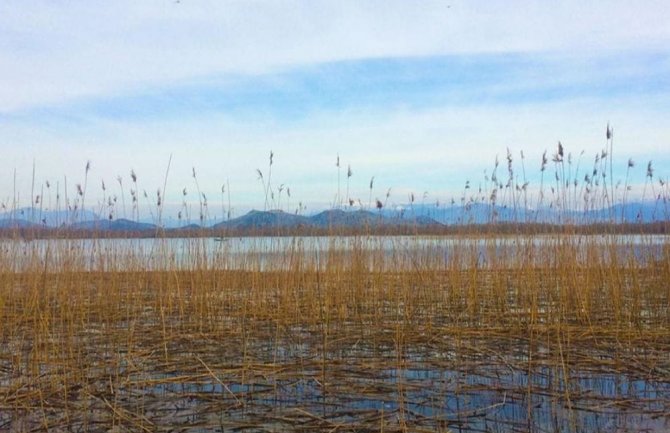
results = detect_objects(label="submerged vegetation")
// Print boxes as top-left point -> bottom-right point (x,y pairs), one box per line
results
1,128 -> 669,432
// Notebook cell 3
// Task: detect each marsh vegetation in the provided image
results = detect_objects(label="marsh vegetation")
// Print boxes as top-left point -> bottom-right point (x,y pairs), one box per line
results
1,135 -> 669,432
1,232 -> 669,432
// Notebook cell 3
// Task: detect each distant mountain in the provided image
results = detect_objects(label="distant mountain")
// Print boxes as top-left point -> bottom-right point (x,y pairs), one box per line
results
579,202 -> 670,224
69,218 -> 157,231
210,209 -> 442,232
213,210 -> 313,230
3,202 -> 667,237
381,203 -> 531,225
394,214 -> 444,227
0,218 -> 41,229
379,201 -> 670,225
0,208 -> 99,226
310,209 -> 382,228
314,209 -> 443,228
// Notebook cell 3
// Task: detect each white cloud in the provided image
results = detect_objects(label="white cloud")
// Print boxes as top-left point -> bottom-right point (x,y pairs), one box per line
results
1,1 -> 668,215
0,0 -> 669,111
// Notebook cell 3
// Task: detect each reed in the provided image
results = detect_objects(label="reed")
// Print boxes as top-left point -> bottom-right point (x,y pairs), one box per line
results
0,129 -> 669,432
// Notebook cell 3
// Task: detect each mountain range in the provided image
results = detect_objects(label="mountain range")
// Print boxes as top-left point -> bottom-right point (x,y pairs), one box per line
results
0,202 -> 667,234
211,209 -> 442,231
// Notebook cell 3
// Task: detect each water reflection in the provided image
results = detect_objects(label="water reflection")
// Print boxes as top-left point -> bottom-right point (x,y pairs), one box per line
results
133,355 -> 669,432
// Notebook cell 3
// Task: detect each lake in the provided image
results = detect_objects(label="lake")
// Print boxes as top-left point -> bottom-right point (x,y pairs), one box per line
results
1,234 -> 668,272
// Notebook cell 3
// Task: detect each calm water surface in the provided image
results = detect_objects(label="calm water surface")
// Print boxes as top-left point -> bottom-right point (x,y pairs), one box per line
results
1,234 -> 667,272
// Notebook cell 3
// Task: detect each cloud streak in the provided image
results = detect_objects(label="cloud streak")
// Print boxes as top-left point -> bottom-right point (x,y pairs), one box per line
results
0,1 -> 669,214
1,0 -> 669,111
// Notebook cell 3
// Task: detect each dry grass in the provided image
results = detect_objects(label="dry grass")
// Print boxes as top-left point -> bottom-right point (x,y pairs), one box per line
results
1,137 -> 670,431
1,234 -> 669,432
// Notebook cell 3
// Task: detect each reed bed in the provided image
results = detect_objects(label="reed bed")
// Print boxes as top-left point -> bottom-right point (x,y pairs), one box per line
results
1,135 -> 669,431
1,233 -> 669,432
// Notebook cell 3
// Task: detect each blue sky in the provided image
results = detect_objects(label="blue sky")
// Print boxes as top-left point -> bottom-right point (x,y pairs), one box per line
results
1,1 -> 669,219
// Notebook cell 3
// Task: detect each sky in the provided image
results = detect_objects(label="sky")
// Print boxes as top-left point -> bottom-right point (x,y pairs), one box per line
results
1,0 -> 669,221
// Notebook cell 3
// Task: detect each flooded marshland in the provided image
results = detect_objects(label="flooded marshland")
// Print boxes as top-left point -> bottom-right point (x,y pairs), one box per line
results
1,234 -> 669,432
